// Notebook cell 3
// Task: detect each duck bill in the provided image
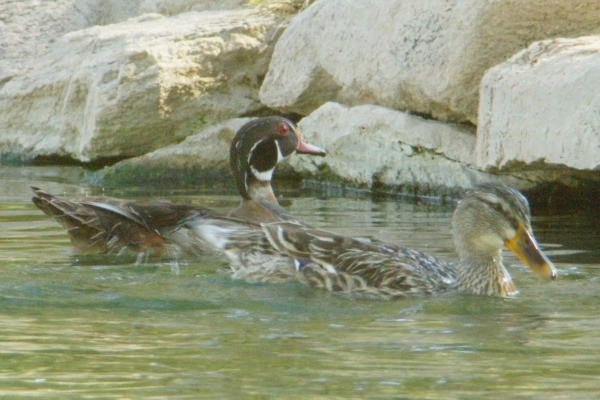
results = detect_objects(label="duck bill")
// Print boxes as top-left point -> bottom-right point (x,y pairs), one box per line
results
296,138 -> 326,156
504,224 -> 557,281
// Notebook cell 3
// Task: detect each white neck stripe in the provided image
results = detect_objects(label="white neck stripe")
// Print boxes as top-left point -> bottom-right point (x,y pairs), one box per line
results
251,166 -> 274,182
275,141 -> 286,162
247,140 -> 264,163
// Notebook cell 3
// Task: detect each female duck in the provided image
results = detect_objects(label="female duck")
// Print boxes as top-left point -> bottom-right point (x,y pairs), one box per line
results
191,184 -> 557,297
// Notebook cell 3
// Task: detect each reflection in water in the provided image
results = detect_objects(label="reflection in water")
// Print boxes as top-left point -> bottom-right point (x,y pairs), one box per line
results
0,166 -> 598,398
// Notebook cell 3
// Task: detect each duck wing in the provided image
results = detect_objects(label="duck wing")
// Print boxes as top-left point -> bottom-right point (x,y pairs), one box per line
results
31,186 -> 211,257
261,222 -> 457,298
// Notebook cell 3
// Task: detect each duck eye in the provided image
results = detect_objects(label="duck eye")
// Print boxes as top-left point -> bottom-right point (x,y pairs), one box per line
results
492,203 -> 504,214
277,123 -> 289,135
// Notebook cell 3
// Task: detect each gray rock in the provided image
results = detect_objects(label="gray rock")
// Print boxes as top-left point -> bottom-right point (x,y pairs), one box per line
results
0,9 -> 279,162
477,37 -> 600,172
260,0 -> 600,123
286,102 -> 528,198
0,0 -> 91,83
0,0 -> 248,83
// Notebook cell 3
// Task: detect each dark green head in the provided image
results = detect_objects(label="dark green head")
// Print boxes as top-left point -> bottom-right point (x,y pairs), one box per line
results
230,117 -> 326,200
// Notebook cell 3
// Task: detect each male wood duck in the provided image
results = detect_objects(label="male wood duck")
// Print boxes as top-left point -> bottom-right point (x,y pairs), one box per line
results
31,117 -> 325,258
228,116 -> 325,223
187,184 -> 558,297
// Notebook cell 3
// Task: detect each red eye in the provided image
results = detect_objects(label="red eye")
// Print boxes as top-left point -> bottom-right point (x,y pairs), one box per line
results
277,123 -> 289,135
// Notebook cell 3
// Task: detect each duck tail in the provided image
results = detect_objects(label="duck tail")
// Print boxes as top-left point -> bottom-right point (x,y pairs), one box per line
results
31,187 -> 172,256
31,186 -> 109,253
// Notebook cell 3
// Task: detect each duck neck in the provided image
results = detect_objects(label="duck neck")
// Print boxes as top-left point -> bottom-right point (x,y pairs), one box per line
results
246,176 -> 278,205
233,159 -> 278,205
455,251 -> 517,297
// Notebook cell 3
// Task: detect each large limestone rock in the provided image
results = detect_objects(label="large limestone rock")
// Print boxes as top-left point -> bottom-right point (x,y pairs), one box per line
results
286,102 -> 527,197
477,37 -> 600,173
0,0 -> 248,83
0,9 -> 279,162
0,0 -> 90,83
136,1 -> 247,15
260,0 -> 600,123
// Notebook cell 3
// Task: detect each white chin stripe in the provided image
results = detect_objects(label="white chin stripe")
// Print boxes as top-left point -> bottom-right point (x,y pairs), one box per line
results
251,166 -> 274,182
275,141 -> 286,162
247,140 -> 262,163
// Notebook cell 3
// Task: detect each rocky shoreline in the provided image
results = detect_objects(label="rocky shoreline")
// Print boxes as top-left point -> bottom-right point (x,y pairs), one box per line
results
1,0 -> 598,207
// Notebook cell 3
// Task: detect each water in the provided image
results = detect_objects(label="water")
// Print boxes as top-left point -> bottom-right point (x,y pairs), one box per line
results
0,166 -> 599,399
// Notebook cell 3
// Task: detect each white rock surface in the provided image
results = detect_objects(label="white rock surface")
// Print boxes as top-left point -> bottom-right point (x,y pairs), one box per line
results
0,9 -> 279,162
137,0 -> 247,15
287,102 -> 526,194
0,0 -> 244,82
260,0 -> 600,123
477,37 -> 600,172
0,0 -> 91,83
0,0 -> 272,85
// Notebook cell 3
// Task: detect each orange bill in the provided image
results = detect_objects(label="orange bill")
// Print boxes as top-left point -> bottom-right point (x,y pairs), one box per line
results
504,223 -> 557,281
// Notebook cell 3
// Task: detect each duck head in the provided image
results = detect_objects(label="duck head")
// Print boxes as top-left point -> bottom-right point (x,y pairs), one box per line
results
230,117 -> 326,203
452,184 -> 557,295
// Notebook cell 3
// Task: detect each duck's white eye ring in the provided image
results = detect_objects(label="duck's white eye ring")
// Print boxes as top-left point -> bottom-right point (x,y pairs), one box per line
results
277,123 -> 289,135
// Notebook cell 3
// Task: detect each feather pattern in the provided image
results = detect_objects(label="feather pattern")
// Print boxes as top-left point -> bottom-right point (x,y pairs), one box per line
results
31,186 -> 209,258
188,185 -> 556,299
185,217 -> 296,282
261,222 -> 456,298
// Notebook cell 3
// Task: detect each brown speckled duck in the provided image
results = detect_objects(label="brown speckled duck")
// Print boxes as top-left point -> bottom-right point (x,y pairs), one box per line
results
31,117 -> 325,259
188,184 -> 557,297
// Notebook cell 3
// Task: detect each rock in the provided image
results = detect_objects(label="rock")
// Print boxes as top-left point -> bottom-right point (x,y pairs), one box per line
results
99,103 -> 598,208
0,9 -> 279,162
0,0 -> 91,83
138,0 -> 248,15
0,0 -> 246,82
286,102 -> 528,199
477,37 -> 600,173
99,118 -> 252,187
259,0 -> 600,123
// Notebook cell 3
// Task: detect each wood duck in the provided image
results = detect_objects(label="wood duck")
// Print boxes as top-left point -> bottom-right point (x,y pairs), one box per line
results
228,116 -> 325,223
187,184 -> 558,297
31,117 -> 325,258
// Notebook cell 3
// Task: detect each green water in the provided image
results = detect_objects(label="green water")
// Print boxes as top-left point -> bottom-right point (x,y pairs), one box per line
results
0,166 -> 599,399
